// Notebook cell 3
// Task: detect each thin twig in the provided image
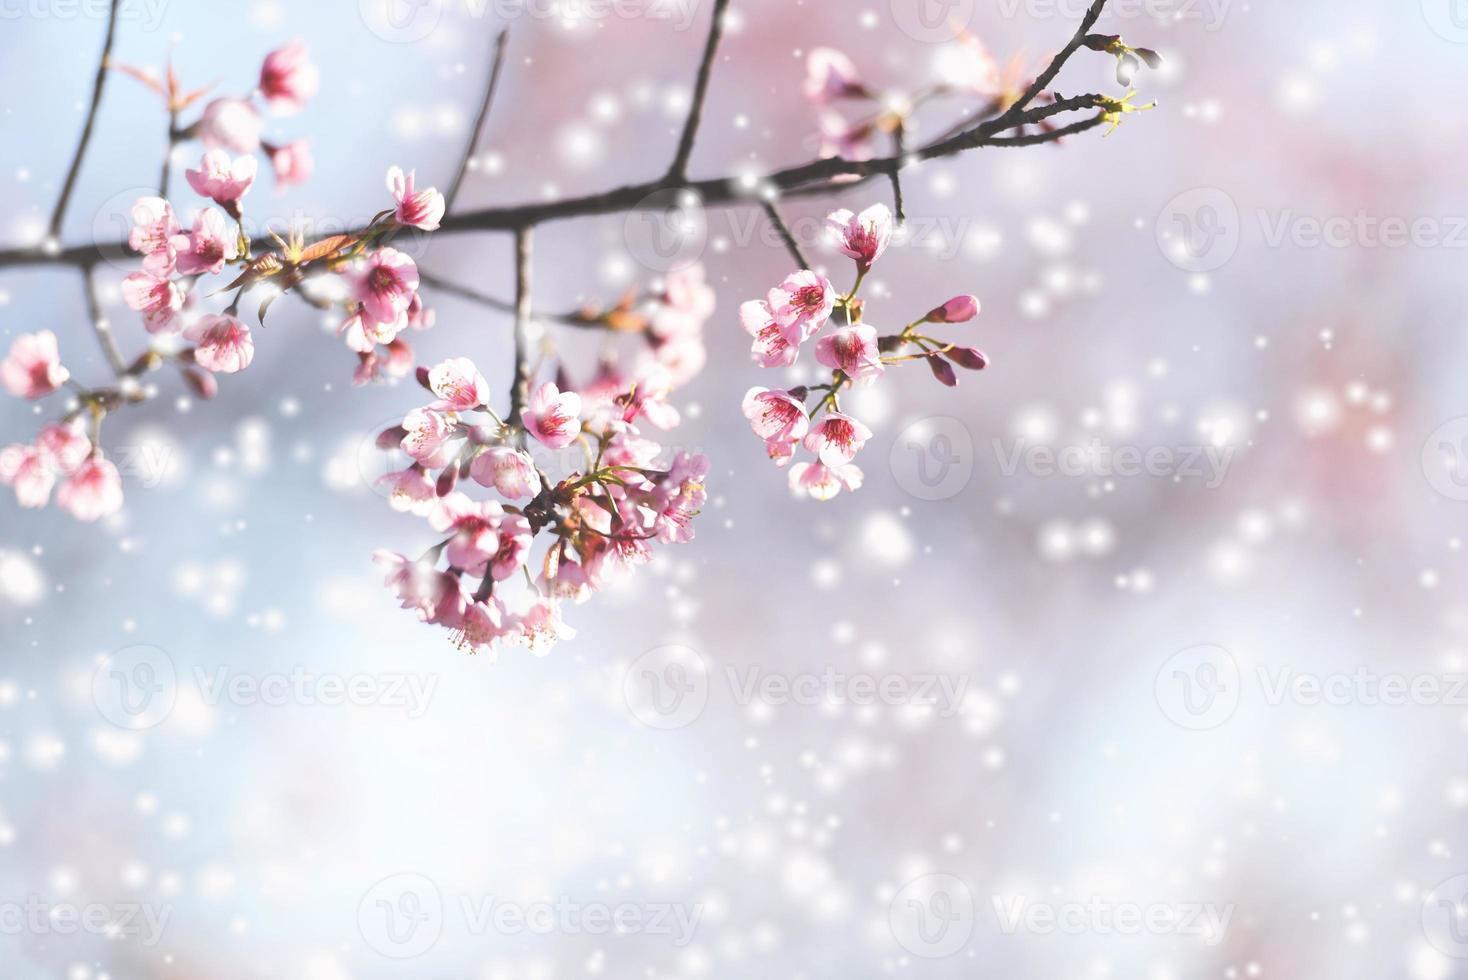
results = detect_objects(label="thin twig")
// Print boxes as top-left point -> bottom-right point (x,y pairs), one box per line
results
82,266 -> 126,376
417,267 -> 598,326
509,226 -> 534,435
666,0 -> 731,180
888,121 -> 906,224
47,0 -> 121,243
445,27 -> 510,213
760,200 -> 809,269
158,111 -> 178,197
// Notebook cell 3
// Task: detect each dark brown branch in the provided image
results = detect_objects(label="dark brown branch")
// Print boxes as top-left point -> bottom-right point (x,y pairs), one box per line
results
509,226 -> 533,433
761,200 -> 809,269
445,27 -> 510,213
888,121 -> 906,224
666,0 -> 731,180
417,267 -> 599,326
47,0 -> 121,243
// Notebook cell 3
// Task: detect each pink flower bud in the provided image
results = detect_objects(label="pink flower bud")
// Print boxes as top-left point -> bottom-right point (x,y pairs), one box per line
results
926,295 -> 980,323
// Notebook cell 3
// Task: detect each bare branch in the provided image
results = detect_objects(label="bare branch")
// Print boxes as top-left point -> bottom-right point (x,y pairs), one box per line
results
47,0 -> 121,243
82,265 -> 126,376
761,200 -> 809,269
445,27 -> 510,213
666,0 -> 731,181
888,122 -> 906,224
418,267 -> 602,327
509,226 -> 534,433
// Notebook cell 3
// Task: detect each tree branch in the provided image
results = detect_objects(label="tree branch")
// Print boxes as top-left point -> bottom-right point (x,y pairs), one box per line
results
509,225 -> 533,434
82,265 -> 126,376
666,0 -> 731,181
47,0 -> 121,244
761,200 -> 809,269
888,121 -> 906,224
445,27 -> 510,213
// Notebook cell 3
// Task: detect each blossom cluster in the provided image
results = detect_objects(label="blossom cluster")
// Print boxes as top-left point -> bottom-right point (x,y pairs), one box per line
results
372,265 -> 714,656
740,203 -> 986,501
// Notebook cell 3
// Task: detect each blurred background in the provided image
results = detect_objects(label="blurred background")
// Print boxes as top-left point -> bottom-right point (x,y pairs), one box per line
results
4,0 -> 1468,976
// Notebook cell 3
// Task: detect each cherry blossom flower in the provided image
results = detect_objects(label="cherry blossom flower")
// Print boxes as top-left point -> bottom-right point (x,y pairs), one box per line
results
375,465 -> 436,515
185,149 -> 257,211
817,111 -> 875,163
128,197 -> 181,274
258,40 -> 319,115
198,96 -> 263,152
650,334 -> 706,388
2,331 -> 70,399
427,357 -> 488,411
37,423 -> 91,475
827,203 -> 893,272
814,324 -> 884,385
742,387 -> 809,464
171,208 -> 237,276
653,451 -> 708,543
767,270 -> 836,342
340,307 -> 407,354
651,263 -> 716,338
470,446 -> 542,500
373,551 -> 466,627
57,454 -> 124,522
524,381 -> 583,450
185,313 -> 255,374
741,298 -> 799,368
121,272 -> 184,334
508,593 -> 576,654
926,294 -> 980,323
803,412 -> 872,466
387,166 -> 445,232
455,596 -> 515,654
354,247 -> 420,325
788,460 -> 864,501
400,407 -> 456,466
268,139 -> 314,189
804,48 -> 866,103
0,444 -> 55,507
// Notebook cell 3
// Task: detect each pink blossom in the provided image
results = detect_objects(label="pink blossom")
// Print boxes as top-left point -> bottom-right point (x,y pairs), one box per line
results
804,48 -> 866,103
375,466 -> 436,515
742,387 -> 809,465
926,294 -> 980,323
788,460 -> 863,501
651,334 -> 706,388
387,166 -> 445,232
541,557 -> 595,604
258,40 -> 319,115
488,512 -> 532,582
427,357 -> 488,411
120,273 -> 183,334
817,111 -> 875,163
803,412 -> 872,466
400,407 -> 455,465
382,337 -> 415,376
2,330 -> 70,399
508,593 -> 576,654
36,422 -> 91,475
340,306 -> 407,354
827,203 -> 893,271
0,444 -> 55,507
767,270 -> 836,342
128,197 -> 181,274
653,451 -> 708,543
652,263 -> 716,338
57,454 -> 124,522
373,550 -> 465,627
268,140 -> 314,189
814,324 -> 885,385
354,248 -> 419,325
171,208 -> 237,276
934,31 -> 1001,97
524,381 -> 583,450
185,313 -> 254,374
455,597 -> 514,654
470,446 -> 542,500
429,493 -> 504,573
185,149 -> 257,210
198,97 -> 263,153
406,293 -> 435,332
740,298 -> 798,368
